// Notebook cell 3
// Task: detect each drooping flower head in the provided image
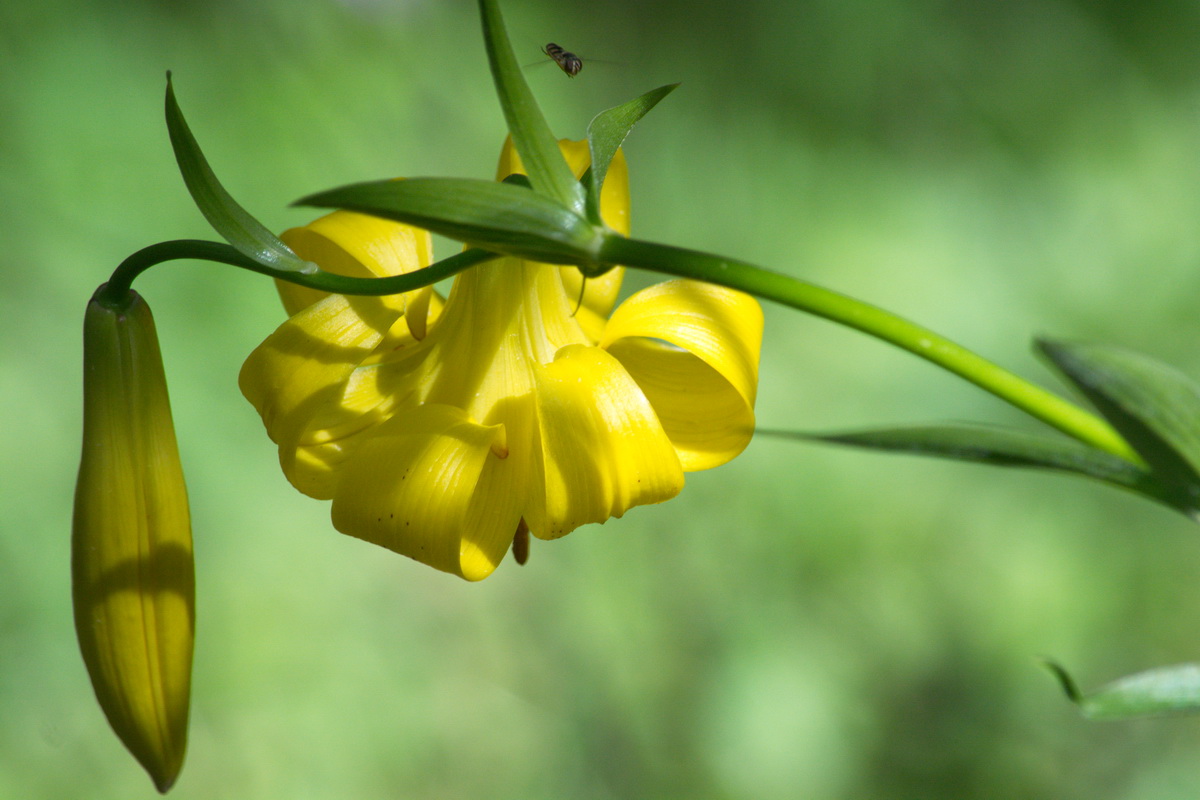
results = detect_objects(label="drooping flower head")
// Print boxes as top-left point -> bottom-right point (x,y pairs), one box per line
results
241,140 -> 762,580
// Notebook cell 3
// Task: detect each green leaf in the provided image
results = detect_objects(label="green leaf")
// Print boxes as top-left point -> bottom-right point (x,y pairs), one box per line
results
477,0 -> 584,213
1043,660 -> 1200,719
164,74 -> 312,274
296,178 -> 603,266
760,423 -> 1169,500
585,84 -> 679,223
1038,340 -> 1200,514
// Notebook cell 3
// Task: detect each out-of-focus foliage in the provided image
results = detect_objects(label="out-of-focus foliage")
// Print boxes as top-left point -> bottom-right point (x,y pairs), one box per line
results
5,0 -> 1200,797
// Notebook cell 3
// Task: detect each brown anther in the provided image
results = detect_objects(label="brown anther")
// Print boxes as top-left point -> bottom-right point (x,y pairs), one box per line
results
512,518 -> 530,565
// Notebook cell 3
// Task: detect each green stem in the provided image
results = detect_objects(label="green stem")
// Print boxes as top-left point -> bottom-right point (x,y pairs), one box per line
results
601,234 -> 1140,464
102,239 -> 499,304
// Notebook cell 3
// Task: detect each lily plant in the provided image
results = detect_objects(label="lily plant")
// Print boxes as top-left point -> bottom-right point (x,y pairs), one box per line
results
74,0 -> 1200,791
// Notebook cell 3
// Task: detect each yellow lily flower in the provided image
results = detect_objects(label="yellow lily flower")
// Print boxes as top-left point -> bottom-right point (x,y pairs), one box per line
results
240,140 -> 762,580
74,287 -> 194,792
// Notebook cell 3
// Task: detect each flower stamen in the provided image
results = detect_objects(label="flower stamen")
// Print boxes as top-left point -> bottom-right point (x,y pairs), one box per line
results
512,518 -> 530,565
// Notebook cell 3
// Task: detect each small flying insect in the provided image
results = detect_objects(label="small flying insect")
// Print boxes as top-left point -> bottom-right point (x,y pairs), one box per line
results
543,42 -> 583,77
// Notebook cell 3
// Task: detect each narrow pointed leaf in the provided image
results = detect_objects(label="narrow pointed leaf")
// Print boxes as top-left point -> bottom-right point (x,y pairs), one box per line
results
586,84 -> 678,223
165,75 -> 313,273
1038,340 -> 1200,513
1043,660 -> 1200,719
760,423 -> 1177,507
296,178 -> 603,265
478,0 -> 584,212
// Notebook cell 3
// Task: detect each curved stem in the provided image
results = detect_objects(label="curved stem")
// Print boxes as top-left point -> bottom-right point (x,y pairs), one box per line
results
102,239 -> 500,304
601,234 -> 1140,464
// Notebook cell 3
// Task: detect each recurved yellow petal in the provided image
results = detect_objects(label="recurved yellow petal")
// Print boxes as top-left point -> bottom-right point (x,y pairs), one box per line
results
330,404 -> 523,580
526,344 -> 683,539
277,209 -> 435,339
600,280 -> 763,470
74,288 -> 193,793
239,293 -> 411,498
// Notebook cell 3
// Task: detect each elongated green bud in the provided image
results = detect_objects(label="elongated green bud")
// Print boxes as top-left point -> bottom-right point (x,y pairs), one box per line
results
73,286 -> 194,793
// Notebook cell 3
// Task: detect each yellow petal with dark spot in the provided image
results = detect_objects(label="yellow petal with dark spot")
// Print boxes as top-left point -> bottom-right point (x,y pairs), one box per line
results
330,404 -> 524,580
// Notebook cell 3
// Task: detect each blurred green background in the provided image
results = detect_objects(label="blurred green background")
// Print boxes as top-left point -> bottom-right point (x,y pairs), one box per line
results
6,0 -> 1200,797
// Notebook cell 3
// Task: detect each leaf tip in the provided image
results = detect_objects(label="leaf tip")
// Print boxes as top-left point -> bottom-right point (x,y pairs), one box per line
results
1039,657 -> 1083,704
290,190 -> 323,209
1033,337 -> 1066,362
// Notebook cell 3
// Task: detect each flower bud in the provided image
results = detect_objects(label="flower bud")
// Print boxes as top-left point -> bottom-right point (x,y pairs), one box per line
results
73,286 -> 194,792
